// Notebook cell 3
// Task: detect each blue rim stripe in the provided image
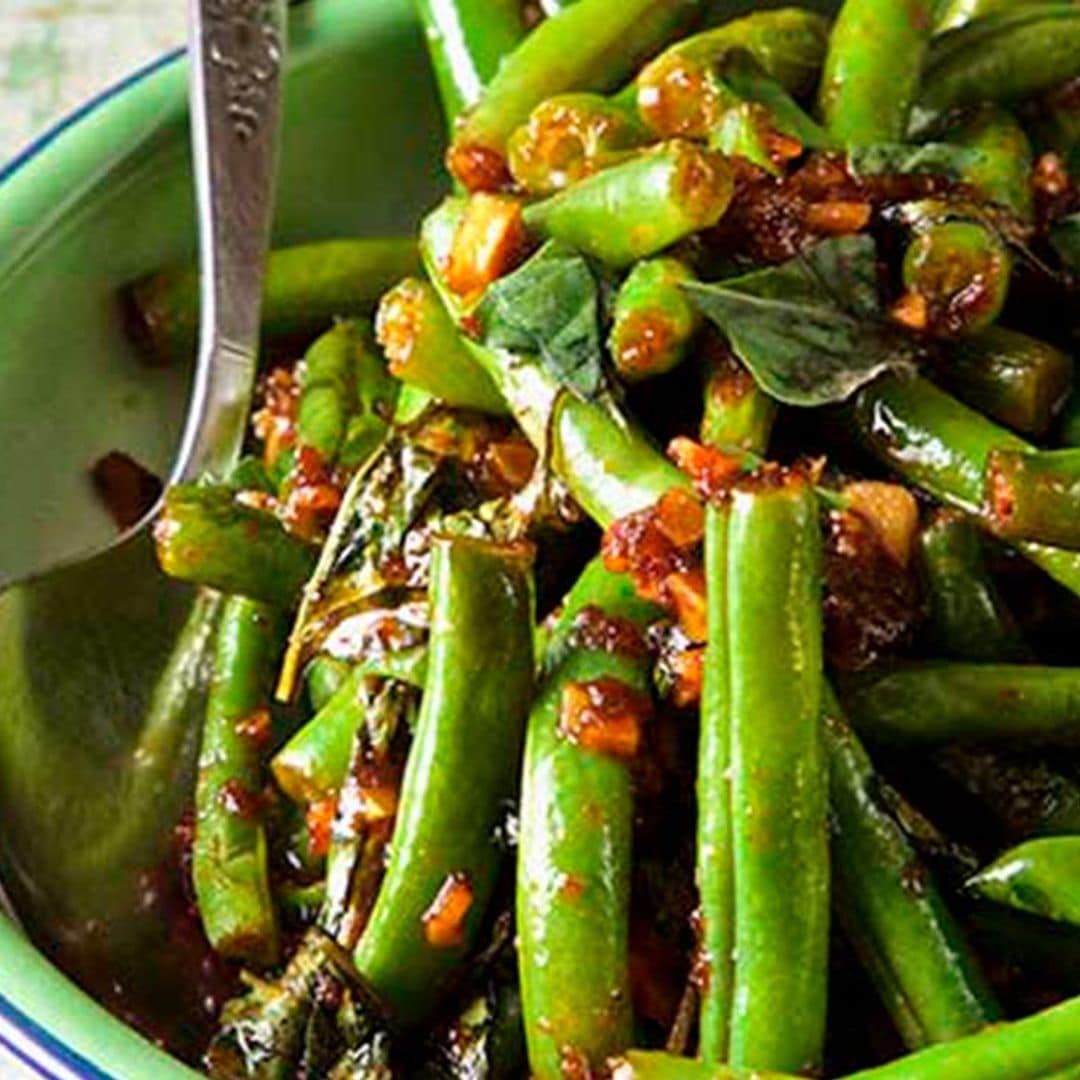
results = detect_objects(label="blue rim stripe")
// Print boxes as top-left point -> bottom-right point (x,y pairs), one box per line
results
0,992 -> 112,1080
0,47 -> 184,186
0,44 -> 188,1079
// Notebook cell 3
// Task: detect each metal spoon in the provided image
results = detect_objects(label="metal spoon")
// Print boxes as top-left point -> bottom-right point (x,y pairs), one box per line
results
0,0 -> 286,930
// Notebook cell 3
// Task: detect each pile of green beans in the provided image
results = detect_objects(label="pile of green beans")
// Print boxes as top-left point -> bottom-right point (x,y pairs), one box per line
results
129,1 -> 1080,1076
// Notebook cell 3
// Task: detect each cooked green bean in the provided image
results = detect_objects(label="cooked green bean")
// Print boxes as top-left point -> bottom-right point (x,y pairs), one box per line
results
841,663 -> 1080,746
193,596 -> 286,968
518,587 -> 655,1077
969,837 -> 1080,928
127,237 -> 420,366
521,141 -> 735,269
414,0 -> 527,128
820,0 -> 933,145
700,346 -> 777,453
609,257 -> 703,382
824,691 -> 1000,1049
154,484 -> 316,607
946,106 -> 1034,220
448,0 -> 701,190
918,511 -> 1029,661
938,327 -> 1073,437
354,537 -> 534,1026
986,448 -> 1080,550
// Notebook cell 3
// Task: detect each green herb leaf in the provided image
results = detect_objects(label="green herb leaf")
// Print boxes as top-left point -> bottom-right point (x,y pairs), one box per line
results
684,235 -> 915,406
848,142 -> 988,182
477,241 -> 605,401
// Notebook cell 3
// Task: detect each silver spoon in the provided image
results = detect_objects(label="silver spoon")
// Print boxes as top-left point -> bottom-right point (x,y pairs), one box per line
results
0,0 -> 286,930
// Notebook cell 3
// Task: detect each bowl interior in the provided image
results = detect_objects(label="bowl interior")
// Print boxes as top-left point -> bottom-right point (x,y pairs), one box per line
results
0,0 -> 443,1074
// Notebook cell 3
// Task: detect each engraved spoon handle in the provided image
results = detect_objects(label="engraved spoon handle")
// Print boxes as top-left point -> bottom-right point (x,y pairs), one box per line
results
175,0 -> 287,484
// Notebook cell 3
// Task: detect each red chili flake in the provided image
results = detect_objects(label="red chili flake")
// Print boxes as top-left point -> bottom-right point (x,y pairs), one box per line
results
252,366 -> 299,467
890,291 -> 930,332
558,677 -> 653,759
446,142 -> 513,193
422,871 -> 474,949
234,707 -> 272,750
602,509 -> 684,605
306,797 -> 338,858
988,464 -> 1016,528
653,487 -> 706,549
664,569 -> 708,643
568,606 -> 649,660
668,436 -> 746,500
558,1046 -> 593,1080
445,193 -> 528,298
218,780 -> 263,821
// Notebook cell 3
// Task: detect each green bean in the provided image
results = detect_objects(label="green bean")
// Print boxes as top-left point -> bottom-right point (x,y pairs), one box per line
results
354,537 -> 534,1026
375,277 -> 506,414
819,0 -> 933,146
127,237 -> 420,366
932,0 -> 1033,34
193,596 -> 285,968
414,0 -> 527,129
521,141 -> 734,269
918,511 -> 1029,661
985,448 -> 1080,550
421,199 -> 689,526
448,0 -> 701,190
613,994 -> 1080,1079
969,837 -> 1080,928
507,93 -> 651,196
154,484 -> 316,607
935,745 -> 1080,839
938,327 -> 1073,437
636,9 -> 830,140
969,903 -> 1080,995
304,657 -> 353,713
911,4 -> 1080,138
700,346 -> 777,453
706,475 -> 828,1072
518,590 -> 655,1077
840,662 -> 1080,746
1059,390 -> 1080,448
901,221 -> 1011,339
824,691 -> 1000,1049
273,651 -> 427,805
946,106 -> 1034,220
849,373 -> 1080,600
609,258 -> 703,382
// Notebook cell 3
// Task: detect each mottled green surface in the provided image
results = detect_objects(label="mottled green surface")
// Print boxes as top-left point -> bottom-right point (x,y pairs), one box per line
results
0,1 -> 182,163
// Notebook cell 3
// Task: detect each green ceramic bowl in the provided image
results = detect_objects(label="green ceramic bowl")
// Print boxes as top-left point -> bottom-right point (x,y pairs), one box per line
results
0,1 -> 442,1075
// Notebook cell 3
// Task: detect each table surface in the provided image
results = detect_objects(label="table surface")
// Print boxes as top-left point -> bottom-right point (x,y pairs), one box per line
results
0,9 -> 184,1076
0,0 -> 184,165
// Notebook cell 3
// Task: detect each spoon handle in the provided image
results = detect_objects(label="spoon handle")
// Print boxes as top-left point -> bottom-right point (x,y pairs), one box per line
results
176,0 -> 288,483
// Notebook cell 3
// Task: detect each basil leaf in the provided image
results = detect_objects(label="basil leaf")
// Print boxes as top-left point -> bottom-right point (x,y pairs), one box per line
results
848,142 -> 988,182
684,235 -> 915,406
477,241 -> 605,401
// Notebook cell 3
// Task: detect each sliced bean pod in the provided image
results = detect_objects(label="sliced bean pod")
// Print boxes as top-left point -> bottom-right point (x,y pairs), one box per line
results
637,8 -> 830,140
939,327 -> 1072,438
819,0 -> 933,146
824,690 -> 1000,1049
609,257 -> 703,382
946,106 -> 1034,220
986,448 -> 1080,550
507,93 -> 651,196
918,510 -> 1028,661
521,141 -> 735,269
414,0 -> 527,129
899,221 -> 1011,340
969,837 -> 1080,928
518,590 -> 655,1078
127,238 -> 419,366
840,662 -> 1080,746
305,657 -> 353,713
194,596 -> 286,968
154,485 -> 316,608
700,345 -> 776,453
354,537 -> 535,1026
849,373 -> 1080,600
375,277 -> 506,414
912,4 -> 1080,137
448,0 -> 702,190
